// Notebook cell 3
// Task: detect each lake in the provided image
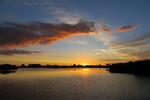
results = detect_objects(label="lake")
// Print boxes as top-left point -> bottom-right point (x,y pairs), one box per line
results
0,68 -> 150,100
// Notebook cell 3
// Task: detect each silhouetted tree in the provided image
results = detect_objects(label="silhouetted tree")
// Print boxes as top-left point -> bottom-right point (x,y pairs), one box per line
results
21,64 -> 26,68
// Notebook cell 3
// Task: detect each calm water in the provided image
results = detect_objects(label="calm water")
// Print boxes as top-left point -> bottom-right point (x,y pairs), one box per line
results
0,68 -> 150,100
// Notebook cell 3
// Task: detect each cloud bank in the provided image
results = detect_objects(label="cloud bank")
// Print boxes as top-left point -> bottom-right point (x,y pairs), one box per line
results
0,20 -> 96,48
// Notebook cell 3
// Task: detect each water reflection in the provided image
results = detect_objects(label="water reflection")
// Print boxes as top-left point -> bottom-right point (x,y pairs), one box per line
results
1,68 -> 150,100
0,70 -> 16,74
0,68 -> 109,78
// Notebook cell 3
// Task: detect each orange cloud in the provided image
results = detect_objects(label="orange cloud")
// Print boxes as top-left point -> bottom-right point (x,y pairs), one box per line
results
0,20 -> 96,48
100,24 -> 139,33
100,28 -> 112,33
100,25 -> 106,28
100,24 -> 112,33
117,25 -> 139,32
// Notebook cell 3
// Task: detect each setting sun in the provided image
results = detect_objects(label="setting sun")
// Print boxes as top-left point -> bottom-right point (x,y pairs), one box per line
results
82,63 -> 89,66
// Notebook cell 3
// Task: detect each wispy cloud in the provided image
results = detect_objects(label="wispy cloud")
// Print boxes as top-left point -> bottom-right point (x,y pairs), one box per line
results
0,49 -> 42,55
52,9 -> 85,24
0,20 -> 96,48
110,34 -> 150,59
100,59 -> 128,62
117,48 -> 150,59
94,49 -> 113,56
94,33 -> 118,46
3,0 -> 52,7
112,34 -> 150,47
75,41 -> 87,44
94,33 -> 150,60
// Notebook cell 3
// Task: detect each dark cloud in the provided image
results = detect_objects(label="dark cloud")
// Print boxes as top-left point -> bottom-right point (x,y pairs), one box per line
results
0,20 -> 96,48
0,49 -> 42,55
117,25 -> 139,32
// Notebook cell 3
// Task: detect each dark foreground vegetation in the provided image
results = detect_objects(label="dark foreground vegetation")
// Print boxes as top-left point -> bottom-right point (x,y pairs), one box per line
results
107,59 -> 150,75
0,59 -> 150,75
0,64 -> 18,74
0,64 -> 18,70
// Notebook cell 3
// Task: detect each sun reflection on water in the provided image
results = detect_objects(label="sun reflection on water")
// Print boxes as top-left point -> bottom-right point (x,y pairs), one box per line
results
82,68 -> 90,71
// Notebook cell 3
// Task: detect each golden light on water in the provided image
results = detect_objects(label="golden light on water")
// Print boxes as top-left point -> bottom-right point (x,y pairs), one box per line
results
82,68 -> 90,71
0,68 -> 109,79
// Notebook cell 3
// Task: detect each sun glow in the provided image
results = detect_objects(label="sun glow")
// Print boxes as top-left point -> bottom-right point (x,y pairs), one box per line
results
82,63 -> 89,66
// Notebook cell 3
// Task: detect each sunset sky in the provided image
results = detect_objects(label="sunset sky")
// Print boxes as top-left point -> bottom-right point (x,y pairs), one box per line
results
0,0 -> 150,65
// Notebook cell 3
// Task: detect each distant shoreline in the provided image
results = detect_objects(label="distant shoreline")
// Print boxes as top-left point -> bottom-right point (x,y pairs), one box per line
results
0,59 -> 150,76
